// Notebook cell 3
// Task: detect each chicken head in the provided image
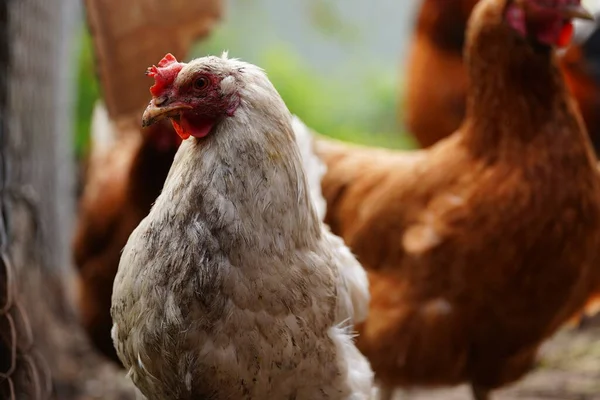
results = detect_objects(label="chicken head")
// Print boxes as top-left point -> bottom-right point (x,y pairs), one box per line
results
142,53 -> 240,140
505,0 -> 594,47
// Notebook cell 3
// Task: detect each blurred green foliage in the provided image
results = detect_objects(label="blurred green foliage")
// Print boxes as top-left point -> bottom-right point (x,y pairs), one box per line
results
74,21 -> 415,158
75,29 -> 100,157
191,26 -> 416,149
259,46 -> 414,149
306,0 -> 361,44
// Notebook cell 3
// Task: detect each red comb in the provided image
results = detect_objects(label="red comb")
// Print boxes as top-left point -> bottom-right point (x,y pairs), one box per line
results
146,53 -> 185,97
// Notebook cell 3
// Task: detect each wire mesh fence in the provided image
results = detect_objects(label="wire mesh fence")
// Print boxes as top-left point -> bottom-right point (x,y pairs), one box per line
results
0,1 -> 53,398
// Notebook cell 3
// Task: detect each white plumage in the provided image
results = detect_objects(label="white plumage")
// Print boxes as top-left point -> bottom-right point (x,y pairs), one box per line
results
111,53 -> 373,400
292,115 -> 328,222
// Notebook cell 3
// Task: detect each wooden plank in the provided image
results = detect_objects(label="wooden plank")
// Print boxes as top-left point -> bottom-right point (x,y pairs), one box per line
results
84,0 -> 223,123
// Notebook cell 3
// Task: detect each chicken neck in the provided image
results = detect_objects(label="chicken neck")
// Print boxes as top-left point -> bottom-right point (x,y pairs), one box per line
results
461,0 -> 591,157
154,111 -> 321,261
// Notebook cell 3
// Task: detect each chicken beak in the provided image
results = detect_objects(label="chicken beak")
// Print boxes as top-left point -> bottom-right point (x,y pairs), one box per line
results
142,99 -> 192,128
560,4 -> 594,21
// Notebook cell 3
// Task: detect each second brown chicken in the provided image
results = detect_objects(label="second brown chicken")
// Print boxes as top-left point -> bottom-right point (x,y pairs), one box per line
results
318,0 -> 600,399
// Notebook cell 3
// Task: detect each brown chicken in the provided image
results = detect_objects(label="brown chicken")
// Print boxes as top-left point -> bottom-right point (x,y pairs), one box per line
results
405,0 -> 600,152
318,0 -> 600,399
73,108 -> 179,362
403,0 -> 478,148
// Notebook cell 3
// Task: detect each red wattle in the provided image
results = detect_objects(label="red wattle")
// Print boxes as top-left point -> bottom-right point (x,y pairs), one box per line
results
557,22 -> 574,48
169,116 -> 215,140
170,119 -> 190,140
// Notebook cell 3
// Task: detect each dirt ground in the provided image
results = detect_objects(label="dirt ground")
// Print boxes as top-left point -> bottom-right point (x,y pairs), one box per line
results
392,323 -> 600,400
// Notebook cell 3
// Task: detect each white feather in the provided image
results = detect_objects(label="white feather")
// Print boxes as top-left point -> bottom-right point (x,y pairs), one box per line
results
291,115 -> 328,222
90,100 -> 117,152
290,115 -> 370,324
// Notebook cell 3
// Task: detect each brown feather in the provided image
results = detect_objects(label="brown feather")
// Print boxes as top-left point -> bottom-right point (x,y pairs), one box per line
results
320,0 -> 600,393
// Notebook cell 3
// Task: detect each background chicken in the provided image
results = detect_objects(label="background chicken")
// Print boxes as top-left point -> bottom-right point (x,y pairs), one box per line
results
317,0 -> 600,399
404,0 -> 600,152
74,0 -> 222,362
111,53 -> 373,399
403,0 -> 478,148
73,105 -> 179,362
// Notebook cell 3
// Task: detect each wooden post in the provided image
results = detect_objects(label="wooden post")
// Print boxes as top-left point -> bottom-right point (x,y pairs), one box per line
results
85,0 -> 223,127
3,0 -> 137,398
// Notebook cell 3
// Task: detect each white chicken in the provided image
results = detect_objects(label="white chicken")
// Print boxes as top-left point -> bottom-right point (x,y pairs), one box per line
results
110,52 -> 374,400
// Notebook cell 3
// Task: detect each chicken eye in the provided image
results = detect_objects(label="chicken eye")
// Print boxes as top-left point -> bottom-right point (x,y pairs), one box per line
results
194,77 -> 209,90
